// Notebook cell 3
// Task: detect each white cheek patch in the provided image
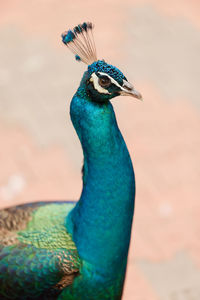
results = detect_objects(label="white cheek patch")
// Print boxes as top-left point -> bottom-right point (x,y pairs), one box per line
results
90,73 -> 111,94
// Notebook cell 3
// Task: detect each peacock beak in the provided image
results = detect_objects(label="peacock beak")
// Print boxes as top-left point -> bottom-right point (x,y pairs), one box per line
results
120,80 -> 143,100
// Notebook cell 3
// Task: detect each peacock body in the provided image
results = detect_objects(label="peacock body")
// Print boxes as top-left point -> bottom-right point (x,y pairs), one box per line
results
0,22 -> 142,299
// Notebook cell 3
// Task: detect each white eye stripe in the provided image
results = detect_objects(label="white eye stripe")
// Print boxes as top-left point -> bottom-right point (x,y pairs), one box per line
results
90,73 -> 111,94
98,72 -> 132,94
97,72 -> 122,89
89,72 -> 125,95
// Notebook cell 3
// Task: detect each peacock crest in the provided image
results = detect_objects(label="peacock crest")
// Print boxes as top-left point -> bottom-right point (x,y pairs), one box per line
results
62,22 -> 97,65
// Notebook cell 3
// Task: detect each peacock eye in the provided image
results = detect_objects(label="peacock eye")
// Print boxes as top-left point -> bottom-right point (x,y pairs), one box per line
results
98,76 -> 111,88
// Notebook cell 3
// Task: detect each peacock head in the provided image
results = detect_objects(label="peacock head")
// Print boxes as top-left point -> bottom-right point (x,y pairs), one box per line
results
62,22 -> 142,103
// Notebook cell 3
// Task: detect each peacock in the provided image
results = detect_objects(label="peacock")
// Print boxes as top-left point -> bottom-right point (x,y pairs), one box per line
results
0,22 -> 142,300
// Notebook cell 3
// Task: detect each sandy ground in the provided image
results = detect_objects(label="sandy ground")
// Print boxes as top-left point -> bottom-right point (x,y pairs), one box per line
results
0,1 -> 200,299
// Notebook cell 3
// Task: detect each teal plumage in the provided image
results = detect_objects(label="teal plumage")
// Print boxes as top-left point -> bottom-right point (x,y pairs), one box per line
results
0,22 -> 142,299
0,202 -> 80,299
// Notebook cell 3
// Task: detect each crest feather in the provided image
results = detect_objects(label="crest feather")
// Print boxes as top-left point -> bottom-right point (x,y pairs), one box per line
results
62,22 -> 97,65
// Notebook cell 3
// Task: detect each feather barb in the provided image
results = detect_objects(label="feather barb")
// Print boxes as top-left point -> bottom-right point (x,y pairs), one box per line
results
62,22 -> 97,65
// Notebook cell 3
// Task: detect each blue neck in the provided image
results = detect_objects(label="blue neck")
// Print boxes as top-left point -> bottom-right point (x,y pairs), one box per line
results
66,80 -> 135,280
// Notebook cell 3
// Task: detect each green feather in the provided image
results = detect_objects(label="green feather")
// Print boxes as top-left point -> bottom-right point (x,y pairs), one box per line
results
18,204 -> 76,250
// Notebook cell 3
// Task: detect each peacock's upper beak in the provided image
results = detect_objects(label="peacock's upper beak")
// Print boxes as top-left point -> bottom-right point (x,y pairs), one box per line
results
120,80 -> 143,100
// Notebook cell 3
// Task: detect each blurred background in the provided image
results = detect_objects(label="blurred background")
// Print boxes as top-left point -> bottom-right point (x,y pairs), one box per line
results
0,0 -> 200,299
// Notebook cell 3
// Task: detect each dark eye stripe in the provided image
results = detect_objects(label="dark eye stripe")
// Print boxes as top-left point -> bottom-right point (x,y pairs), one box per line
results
97,74 -> 111,88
